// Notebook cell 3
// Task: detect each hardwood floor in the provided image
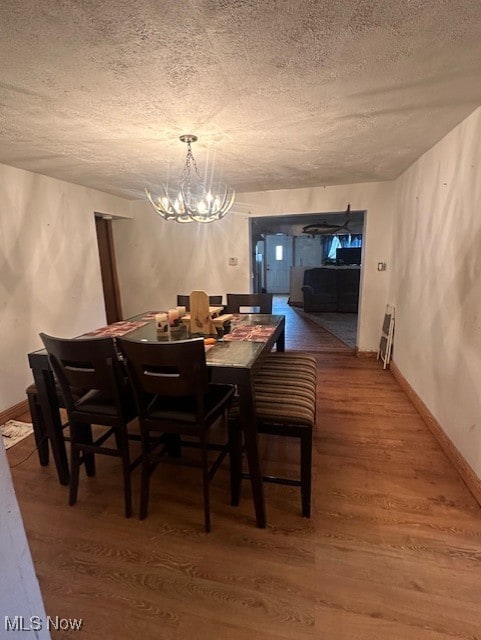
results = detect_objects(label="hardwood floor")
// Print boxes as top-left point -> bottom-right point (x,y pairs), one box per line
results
273,296 -> 352,353
7,309 -> 481,639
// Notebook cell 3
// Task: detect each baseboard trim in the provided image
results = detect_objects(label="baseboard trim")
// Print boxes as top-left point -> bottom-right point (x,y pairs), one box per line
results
0,399 -> 29,426
390,360 -> 481,507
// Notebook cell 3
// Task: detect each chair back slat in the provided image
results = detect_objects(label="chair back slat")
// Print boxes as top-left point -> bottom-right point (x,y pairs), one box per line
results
40,333 -> 125,414
117,337 -> 209,412
177,294 -> 223,312
226,293 -> 273,314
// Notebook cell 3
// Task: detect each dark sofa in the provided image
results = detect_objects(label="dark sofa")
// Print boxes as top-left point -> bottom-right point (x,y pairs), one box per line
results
302,267 -> 360,313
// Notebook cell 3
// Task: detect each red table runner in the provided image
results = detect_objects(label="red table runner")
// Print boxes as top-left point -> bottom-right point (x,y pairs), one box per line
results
84,320 -> 148,338
223,325 -> 275,342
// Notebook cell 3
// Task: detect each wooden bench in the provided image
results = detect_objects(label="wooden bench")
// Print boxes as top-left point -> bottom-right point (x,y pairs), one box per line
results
230,352 -> 317,517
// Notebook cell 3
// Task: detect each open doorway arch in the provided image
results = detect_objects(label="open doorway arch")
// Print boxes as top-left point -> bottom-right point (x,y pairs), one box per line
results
250,210 -> 365,349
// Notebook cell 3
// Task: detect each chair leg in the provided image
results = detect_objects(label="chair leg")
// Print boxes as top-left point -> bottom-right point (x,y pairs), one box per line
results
79,424 -> 96,477
114,427 -> 133,519
300,428 -> 312,518
200,436 -> 211,533
139,430 -> 152,520
69,422 -> 97,507
228,418 -> 242,507
27,392 -> 49,466
69,423 -> 82,506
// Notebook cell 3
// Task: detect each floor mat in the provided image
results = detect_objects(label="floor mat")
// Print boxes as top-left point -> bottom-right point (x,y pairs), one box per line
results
294,308 -> 357,348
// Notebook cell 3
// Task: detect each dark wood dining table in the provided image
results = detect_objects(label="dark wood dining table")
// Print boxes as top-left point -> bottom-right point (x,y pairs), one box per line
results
28,312 -> 286,528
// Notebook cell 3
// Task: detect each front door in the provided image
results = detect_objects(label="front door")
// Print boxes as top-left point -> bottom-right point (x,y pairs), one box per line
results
265,234 -> 293,293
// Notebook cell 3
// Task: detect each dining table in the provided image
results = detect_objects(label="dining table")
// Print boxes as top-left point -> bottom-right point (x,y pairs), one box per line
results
27,311 -> 286,528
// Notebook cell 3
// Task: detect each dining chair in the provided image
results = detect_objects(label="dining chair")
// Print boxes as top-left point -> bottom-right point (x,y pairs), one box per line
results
177,294 -> 223,311
226,293 -> 273,314
117,336 -> 237,532
39,333 -> 139,517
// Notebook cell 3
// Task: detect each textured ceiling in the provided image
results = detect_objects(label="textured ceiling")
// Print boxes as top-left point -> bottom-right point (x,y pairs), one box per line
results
1,1 -> 481,200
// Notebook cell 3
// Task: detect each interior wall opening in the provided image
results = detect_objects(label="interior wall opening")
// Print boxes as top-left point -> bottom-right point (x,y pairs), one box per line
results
250,210 -> 365,350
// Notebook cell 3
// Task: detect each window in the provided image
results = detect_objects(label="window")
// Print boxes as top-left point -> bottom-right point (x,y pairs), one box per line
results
275,245 -> 283,260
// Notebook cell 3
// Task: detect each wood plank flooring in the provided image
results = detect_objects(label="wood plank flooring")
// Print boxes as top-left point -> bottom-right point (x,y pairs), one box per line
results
273,296 -> 352,353
7,305 -> 481,639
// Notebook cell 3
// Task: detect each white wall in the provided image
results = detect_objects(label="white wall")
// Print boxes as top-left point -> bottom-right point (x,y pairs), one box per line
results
0,443 -> 51,639
115,181 -> 395,352
113,201 -> 253,315
0,163 -> 132,412
389,106 -> 481,478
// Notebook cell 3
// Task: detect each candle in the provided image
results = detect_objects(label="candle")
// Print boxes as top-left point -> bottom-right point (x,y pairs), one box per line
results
155,312 -> 170,334
168,308 -> 180,327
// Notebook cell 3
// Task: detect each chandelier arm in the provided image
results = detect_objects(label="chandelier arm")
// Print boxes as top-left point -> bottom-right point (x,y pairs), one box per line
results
190,188 -> 235,222
146,188 -> 188,221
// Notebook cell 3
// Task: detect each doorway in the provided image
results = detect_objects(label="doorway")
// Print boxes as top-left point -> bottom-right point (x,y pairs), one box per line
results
95,215 -> 123,323
250,210 -> 365,349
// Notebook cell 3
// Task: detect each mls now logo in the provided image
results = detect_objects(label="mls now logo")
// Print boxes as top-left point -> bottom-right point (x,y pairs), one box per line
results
4,616 -> 83,631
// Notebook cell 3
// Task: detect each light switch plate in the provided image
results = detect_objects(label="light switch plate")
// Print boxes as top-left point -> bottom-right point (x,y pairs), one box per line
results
228,257 -> 238,266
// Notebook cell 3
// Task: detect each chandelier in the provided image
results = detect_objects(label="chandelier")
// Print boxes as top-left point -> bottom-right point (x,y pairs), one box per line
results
145,134 -> 235,223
